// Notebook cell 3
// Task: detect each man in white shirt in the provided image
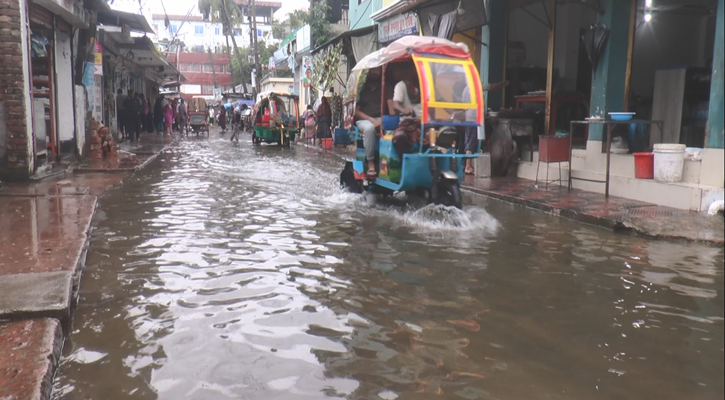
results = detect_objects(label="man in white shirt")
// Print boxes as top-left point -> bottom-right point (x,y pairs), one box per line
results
391,77 -> 422,119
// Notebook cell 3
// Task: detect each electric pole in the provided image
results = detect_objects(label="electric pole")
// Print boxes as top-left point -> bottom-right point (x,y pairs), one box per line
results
250,0 -> 260,94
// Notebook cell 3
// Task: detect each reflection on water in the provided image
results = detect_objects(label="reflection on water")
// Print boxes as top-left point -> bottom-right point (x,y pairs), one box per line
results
54,136 -> 724,400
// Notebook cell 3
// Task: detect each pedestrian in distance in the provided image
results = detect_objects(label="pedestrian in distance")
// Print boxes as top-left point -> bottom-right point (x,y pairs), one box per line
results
116,89 -> 127,142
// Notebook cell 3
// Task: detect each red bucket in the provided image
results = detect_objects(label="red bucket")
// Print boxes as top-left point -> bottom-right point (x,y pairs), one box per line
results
321,138 -> 333,150
633,152 -> 654,179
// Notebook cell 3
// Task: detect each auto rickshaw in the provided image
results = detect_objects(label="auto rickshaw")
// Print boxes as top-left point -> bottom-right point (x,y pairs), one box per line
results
251,91 -> 299,147
339,36 -> 485,209
187,97 -> 210,137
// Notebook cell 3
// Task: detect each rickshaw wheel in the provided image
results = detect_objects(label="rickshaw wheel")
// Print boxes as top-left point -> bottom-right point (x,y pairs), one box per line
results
436,183 -> 462,209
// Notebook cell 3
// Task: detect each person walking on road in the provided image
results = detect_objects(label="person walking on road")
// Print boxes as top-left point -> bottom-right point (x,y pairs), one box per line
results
124,90 -> 141,142
163,100 -> 173,135
116,89 -> 127,142
154,95 -> 164,134
178,99 -> 188,134
139,93 -> 149,133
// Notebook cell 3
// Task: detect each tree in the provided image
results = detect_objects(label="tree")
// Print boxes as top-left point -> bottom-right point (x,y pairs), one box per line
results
308,0 -> 332,48
272,9 -> 308,40
198,0 -> 249,92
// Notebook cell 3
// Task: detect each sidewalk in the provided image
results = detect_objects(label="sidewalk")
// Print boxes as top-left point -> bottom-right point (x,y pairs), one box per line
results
0,132 -> 173,400
299,140 -> 724,244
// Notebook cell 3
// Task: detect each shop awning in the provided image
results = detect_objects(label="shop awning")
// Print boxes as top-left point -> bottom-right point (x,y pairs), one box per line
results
97,9 -> 155,34
117,37 -> 184,84
311,25 -> 376,55
373,0 -> 488,38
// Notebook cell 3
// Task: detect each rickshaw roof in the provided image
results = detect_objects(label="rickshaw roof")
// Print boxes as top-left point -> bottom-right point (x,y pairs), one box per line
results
255,91 -> 298,102
351,36 -> 470,72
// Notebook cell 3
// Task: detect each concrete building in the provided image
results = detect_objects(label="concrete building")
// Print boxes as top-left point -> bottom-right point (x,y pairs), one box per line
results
0,0 -> 180,180
166,52 -> 233,100
340,0 -> 724,211
150,0 -> 282,53
260,76 -> 295,94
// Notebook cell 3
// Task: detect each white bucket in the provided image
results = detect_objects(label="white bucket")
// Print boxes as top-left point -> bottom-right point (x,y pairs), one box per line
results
653,143 -> 686,182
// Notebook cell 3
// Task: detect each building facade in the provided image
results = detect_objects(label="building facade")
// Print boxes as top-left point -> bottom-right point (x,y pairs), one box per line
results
151,1 -> 282,53
167,52 -> 233,100
0,0 -> 180,180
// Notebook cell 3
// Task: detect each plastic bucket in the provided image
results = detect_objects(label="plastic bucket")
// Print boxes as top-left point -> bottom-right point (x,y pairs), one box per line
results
633,152 -> 654,179
321,138 -> 333,150
653,143 -> 685,182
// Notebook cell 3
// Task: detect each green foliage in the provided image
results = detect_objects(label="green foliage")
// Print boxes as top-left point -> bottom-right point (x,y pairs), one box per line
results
308,0 -> 332,48
228,40 -> 278,86
312,41 -> 343,93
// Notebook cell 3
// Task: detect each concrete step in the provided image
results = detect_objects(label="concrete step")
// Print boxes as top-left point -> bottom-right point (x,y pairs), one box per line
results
514,159 -> 724,211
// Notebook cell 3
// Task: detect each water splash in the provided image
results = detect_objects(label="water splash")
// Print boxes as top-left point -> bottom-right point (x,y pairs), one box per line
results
398,203 -> 500,232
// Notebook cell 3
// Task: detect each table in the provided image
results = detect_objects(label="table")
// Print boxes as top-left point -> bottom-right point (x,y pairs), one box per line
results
568,119 -> 664,198
515,94 -> 587,135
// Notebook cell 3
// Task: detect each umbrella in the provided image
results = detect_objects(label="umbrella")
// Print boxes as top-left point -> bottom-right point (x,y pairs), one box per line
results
581,23 -> 610,72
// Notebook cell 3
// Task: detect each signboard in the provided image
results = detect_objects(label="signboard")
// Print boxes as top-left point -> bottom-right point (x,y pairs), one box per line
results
93,40 -> 103,75
268,57 -> 276,70
93,76 -> 103,121
296,25 -> 311,52
301,56 -> 313,88
288,84 -> 294,93
378,12 -> 418,43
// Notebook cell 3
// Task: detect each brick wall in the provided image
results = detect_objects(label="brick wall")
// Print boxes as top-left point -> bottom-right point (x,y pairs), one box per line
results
0,0 -> 33,180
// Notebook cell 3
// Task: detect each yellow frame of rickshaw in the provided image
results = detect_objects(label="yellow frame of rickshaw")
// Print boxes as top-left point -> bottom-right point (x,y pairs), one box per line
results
413,55 -> 480,110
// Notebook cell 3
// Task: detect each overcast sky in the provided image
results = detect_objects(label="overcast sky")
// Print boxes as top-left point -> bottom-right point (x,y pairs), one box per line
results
110,0 -> 309,22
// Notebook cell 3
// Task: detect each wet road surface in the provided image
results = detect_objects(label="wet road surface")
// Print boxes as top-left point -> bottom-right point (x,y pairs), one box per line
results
54,133 -> 724,400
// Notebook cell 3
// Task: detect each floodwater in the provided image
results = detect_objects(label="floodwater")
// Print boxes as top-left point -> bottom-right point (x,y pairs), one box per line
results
54,134 -> 724,400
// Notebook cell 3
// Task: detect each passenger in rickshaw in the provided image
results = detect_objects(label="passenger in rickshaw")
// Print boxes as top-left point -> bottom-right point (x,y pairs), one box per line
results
391,76 -> 423,157
355,67 -> 383,177
274,98 -> 288,119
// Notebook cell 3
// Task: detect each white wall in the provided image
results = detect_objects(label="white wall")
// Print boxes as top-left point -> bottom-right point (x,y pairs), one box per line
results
55,32 -> 75,143
75,85 -> 86,156
261,78 -> 294,93
151,18 -> 277,51
181,84 -> 202,94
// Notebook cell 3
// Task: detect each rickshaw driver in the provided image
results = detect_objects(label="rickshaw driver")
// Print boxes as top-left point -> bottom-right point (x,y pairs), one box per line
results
355,67 -> 383,177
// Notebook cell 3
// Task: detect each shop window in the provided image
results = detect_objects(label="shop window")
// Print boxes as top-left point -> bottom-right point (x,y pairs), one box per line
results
195,26 -> 204,35
202,85 -> 215,94
169,25 -> 178,34
202,64 -> 224,73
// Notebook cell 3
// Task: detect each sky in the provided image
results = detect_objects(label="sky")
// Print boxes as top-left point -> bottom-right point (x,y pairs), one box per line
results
110,0 -> 309,23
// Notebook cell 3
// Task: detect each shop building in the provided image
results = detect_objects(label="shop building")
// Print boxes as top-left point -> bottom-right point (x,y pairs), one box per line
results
166,52 -> 232,101
358,0 -> 724,211
0,0 -> 103,180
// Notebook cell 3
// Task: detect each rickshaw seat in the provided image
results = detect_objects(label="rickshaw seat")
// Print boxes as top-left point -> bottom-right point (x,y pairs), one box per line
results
382,115 -> 400,131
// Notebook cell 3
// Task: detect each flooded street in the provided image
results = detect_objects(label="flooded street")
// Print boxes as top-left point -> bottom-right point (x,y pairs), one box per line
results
54,134 -> 724,400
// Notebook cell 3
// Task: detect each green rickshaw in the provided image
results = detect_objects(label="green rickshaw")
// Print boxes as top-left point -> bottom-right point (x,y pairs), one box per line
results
252,91 -> 299,147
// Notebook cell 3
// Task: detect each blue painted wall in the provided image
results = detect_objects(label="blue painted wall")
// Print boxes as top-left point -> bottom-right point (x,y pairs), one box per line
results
707,0 -> 724,149
485,0 -> 507,110
588,0 -> 631,141
350,0 -> 382,30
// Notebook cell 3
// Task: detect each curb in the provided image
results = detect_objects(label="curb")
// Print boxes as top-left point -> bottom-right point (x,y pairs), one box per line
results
297,141 -> 722,244
461,185 -> 724,245
70,144 -> 168,174
0,142 -> 171,400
